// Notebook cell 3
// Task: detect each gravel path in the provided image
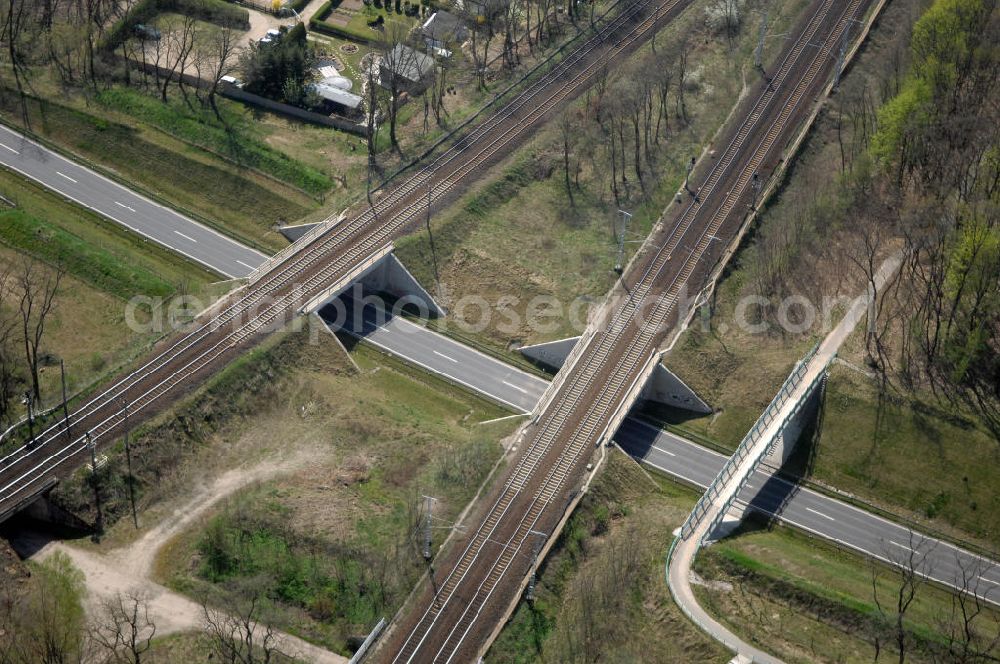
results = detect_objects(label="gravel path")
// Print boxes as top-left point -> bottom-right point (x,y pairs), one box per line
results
21,456 -> 348,663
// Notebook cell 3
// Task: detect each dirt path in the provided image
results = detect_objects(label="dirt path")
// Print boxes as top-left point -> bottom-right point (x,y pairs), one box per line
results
112,457 -> 303,581
23,454 -> 348,663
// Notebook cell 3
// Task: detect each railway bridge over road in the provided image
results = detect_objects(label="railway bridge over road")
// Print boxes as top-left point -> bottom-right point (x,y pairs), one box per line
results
0,0 -> 696,527
325,259 -> 1000,619
382,0 -> 879,660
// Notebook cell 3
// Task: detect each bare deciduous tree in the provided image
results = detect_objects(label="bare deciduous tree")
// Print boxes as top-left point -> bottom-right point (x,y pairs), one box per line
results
202,589 -> 282,664
159,15 -> 198,104
0,266 -> 20,425
936,555 -> 1000,663
17,258 -> 63,403
872,530 -> 934,663
90,592 -> 156,664
198,25 -> 242,121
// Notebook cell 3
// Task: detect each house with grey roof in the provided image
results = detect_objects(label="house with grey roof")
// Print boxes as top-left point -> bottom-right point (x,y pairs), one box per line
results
421,10 -> 467,55
379,44 -> 436,93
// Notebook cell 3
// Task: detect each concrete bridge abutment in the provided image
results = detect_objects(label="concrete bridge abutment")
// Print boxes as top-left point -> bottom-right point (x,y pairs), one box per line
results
519,337 -> 711,415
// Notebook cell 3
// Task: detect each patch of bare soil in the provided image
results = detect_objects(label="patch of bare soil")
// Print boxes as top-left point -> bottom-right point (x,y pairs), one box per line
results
16,451 -> 348,664
114,455 -> 313,581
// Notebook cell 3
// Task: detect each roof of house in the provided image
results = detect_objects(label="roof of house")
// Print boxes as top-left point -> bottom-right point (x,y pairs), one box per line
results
382,44 -> 435,83
309,82 -> 363,110
422,10 -> 465,42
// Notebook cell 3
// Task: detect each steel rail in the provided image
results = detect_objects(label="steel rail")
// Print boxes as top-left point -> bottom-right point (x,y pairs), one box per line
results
0,0 -> 659,474
391,0 -> 864,660
0,0 -> 651,474
394,1 -> 835,654
0,0 -> 691,518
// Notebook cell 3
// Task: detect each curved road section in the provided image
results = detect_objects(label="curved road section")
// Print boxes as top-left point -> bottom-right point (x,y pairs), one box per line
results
0,123 -> 267,279
385,1 -> 875,661
667,255 -> 901,664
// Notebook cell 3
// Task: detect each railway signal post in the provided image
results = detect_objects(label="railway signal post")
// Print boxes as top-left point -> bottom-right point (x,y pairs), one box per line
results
525,530 -> 548,602
21,392 -> 35,449
422,495 -> 437,560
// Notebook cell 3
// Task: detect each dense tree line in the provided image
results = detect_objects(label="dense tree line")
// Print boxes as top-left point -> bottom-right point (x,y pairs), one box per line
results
865,0 -> 999,436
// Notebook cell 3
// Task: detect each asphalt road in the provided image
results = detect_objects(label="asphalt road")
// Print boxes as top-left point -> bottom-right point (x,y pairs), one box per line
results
0,124 -> 267,279
322,297 -> 548,413
617,418 -> 1000,603
330,302 -> 1000,602
3,118 -> 995,604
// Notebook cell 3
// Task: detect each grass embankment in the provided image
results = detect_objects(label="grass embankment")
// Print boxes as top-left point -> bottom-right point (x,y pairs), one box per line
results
662,0 -> 1000,549
0,208 -> 171,299
395,0 -> 811,358
93,88 -> 333,198
489,452 -> 728,663
0,171 -> 224,408
0,89 -> 318,251
694,521 -> 1000,663
67,325 -> 513,655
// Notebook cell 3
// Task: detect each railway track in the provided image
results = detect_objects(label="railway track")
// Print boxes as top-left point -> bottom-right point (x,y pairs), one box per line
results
386,0 -> 869,660
0,0 -> 694,521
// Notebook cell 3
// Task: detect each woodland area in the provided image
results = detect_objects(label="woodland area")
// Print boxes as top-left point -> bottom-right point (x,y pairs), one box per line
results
859,0 -> 1000,437
728,0 -> 999,441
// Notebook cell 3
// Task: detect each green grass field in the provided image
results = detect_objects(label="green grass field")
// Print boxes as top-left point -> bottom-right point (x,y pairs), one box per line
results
0,90 -> 314,251
96,332 -> 519,655
0,169 -> 217,297
695,521 -> 1000,663
93,88 -> 333,197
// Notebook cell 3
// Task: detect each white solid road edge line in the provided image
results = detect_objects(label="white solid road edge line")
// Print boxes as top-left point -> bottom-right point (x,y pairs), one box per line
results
0,158 -> 240,279
0,124 -> 270,261
333,323 -> 531,414
638,453 -> 999,604
389,314 -> 550,389
631,417 -> 992,572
